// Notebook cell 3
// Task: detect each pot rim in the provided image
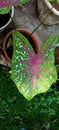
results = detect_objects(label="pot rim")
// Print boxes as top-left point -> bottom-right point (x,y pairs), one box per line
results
44,0 -> 59,16
3,29 -> 40,62
0,6 -> 14,32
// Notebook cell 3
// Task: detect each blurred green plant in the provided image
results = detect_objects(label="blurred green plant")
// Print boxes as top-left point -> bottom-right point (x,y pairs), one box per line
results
48,0 -> 59,3
19,0 -> 31,5
0,66 -> 59,130
0,7 -> 11,14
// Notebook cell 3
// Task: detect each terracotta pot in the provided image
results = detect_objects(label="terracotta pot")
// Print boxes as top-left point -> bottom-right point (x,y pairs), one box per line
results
44,0 -> 59,16
3,29 -> 40,62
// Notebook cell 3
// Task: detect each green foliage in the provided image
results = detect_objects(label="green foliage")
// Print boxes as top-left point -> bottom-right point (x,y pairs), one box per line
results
11,31 -> 58,100
19,0 -> 31,5
0,66 -> 59,130
0,7 -> 11,14
48,0 -> 56,2
48,0 -> 59,3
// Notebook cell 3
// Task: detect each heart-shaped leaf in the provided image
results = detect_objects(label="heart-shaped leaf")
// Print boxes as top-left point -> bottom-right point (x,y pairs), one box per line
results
11,31 -> 58,100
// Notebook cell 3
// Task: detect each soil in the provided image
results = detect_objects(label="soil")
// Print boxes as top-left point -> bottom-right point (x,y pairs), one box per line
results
51,2 -> 59,11
0,13 -> 10,28
6,46 -> 13,59
0,47 -> 3,55
5,31 -> 37,61
21,32 -> 37,53
51,80 -> 59,90
54,46 -> 59,78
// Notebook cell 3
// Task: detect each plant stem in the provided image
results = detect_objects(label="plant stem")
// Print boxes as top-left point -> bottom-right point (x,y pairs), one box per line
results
30,7 -> 52,35
10,6 -> 52,35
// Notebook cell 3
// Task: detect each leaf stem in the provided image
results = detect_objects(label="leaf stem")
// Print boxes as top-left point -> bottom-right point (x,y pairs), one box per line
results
30,7 -> 52,35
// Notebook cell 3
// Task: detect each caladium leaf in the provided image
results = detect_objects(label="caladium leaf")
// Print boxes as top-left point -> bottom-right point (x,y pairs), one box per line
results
11,31 -> 58,100
0,0 -> 19,7
0,0 -> 30,8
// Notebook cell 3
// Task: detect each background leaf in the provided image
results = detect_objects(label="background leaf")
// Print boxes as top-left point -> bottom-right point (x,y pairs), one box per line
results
0,7 -> 11,14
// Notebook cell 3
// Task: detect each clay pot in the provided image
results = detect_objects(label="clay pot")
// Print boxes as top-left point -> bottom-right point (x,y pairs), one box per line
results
3,29 -> 40,62
37,0 -> 59,25
0,6 -> 14,32
44,0 -> 59,16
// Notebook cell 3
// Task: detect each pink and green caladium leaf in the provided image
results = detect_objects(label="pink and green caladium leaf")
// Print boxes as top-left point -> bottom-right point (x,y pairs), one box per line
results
0,0 -> 30,8
0,0 -> 19,7
11,31 -> 58,100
